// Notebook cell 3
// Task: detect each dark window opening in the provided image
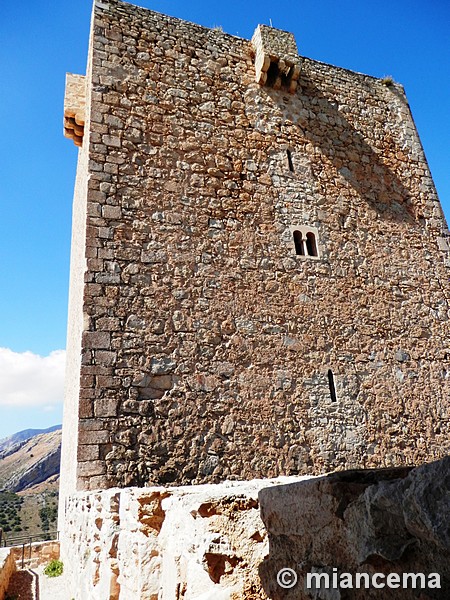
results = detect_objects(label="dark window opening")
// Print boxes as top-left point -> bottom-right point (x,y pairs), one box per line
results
306,232 -> 318,257
293,230 -> 304,255
266,61 -> 280,87
287,149 -> 294,172
328,369 -> 337,402
265,60 -> 294,90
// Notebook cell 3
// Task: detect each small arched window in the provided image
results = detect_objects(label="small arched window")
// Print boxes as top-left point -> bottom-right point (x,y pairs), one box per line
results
289,226 -> 320,259
293,230 -> 304,255
306,232 -> 318,257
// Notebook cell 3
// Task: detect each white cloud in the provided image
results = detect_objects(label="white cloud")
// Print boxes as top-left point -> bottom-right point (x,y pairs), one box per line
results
0,348 -> 66,408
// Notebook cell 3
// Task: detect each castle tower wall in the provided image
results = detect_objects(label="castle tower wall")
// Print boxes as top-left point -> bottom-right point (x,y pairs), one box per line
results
59,8 -> 95,524
61,0 -> 450,496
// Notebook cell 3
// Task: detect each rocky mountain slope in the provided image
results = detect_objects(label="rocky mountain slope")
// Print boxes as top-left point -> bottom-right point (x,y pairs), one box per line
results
0,425 -> 61,458
0,426 -> 61,493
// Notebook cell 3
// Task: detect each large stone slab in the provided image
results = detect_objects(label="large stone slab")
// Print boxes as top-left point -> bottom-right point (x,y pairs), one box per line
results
259,457 -> 450,599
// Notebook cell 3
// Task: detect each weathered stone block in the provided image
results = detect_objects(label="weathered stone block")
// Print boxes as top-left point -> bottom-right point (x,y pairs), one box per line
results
82,331 -> 111,349
94,397 -> 119,417
79,399 -> 94,418
78,444 -> 100,461
78,460 -> 107,477
78,429 -> 111,445
149,357 -> 176,375
259,458 -> 450,599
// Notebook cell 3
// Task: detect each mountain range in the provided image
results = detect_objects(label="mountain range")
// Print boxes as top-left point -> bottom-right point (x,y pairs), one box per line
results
0,425 -> 61,493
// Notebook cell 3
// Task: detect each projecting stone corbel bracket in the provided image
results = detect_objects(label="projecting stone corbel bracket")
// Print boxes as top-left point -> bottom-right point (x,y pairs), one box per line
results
64,73 -> 86,147
251,25 -> 301,93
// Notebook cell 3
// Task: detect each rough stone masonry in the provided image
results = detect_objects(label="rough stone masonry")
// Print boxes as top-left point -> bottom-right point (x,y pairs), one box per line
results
60,0 -> 450,504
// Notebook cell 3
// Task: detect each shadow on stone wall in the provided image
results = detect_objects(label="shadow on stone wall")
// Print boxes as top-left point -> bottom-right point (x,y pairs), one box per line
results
268,73 -> 418,225
258,457 -> 450,599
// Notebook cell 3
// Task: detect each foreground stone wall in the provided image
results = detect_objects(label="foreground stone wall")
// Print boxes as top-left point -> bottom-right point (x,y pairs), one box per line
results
61,476 -> 307,600
64,0 -> 450,492
0,548 -> 16,600
60,458 -> 450,599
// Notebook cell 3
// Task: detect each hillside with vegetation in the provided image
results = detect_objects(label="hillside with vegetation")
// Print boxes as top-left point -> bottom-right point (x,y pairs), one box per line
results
0,426 -> 61,545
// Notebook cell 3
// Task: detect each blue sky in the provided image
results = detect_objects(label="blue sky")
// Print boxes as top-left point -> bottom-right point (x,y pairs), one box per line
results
0,0 -> 449,439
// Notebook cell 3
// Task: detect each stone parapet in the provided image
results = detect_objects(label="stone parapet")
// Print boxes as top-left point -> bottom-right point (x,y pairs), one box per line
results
60,476 -> 310,600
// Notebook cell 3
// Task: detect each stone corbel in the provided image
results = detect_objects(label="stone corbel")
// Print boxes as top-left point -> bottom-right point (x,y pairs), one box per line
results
251,25 -> 301,93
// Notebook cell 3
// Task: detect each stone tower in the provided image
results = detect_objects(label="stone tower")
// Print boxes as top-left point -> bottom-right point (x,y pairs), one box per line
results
60,0 -> 450,504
